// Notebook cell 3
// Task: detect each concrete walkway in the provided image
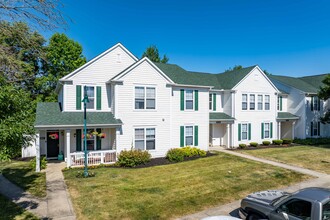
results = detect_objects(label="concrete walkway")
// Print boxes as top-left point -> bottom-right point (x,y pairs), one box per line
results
0,161 -> 75,220
178,147 -> 330,220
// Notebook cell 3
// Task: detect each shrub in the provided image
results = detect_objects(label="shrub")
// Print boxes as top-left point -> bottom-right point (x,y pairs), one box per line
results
293,138 -> 330,146
30,156 -> 47,170
239,144 -> 247,149
249,142 -> 258,147
117,149 -> 151,167
272,140 -> 283,145
262,141 -> 271,146
166,148 -> 185,162
181,146 -> 207,157
282,139 -> 293,145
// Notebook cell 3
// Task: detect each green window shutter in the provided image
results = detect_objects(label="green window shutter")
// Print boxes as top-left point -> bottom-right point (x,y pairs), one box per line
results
96,128 -> 101,150
180,89 -> 184,111
311,122 -> 313,136
238,124 -> 241,141
317,122 -> 320,136
180,126 -> 184,147
280,96 -> 282,111
194,90 -> 199,111
270,122 -> 273,138
76,129 -> 81,151
213,93 -> 216,111
96,86 -> 102,110
261,123 -> 264,139
248,123 -> 251,140
76,85 -> 82,110
311,97 -> 314,111
194,126 -> 198,146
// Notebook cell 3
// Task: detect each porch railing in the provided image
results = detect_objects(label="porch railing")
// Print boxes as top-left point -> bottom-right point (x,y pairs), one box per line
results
69,150 -> 117,167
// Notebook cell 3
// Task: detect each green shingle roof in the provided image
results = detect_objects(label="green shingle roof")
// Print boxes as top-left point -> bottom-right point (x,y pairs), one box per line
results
209,113 -> 235,121
154,62 -> 257,90
277,112 -> 299,120
269,74 -> 328,94
35,103 -> 122,128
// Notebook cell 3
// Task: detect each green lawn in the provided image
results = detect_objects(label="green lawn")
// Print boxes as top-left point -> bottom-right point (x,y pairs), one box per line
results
0,160 -> 46,197
0,194 -> 39,220
63,153 -> 310,220
241,145 -> 330,174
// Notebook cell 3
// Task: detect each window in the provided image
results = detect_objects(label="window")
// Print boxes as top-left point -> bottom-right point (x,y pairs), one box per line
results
277,96 -> 281,111
85,86 -> 95,109
250,94 -> 255,110
135,86 -> 156,110
134,128 -> 156,150
279,199 -> 312,219
185,126 -> 194,146
185,90 -> 194,110
86,129 -> 95,150
241,124 -> 248,140
313,96 -> 319,111
264,123 -> 270,138
322,201 -> 330,220
209,93 -> 213,110
242,94 -> 247,110
258,95 -> 263,110
311,121 -> 320,136
265,95 -> 270,110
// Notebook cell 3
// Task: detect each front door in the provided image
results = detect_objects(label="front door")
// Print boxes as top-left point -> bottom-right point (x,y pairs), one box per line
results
47,131 -> 59,158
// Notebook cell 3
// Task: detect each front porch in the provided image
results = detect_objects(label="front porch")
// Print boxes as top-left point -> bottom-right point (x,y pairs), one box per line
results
277,112 -> 299,139
209,113 -> 235,148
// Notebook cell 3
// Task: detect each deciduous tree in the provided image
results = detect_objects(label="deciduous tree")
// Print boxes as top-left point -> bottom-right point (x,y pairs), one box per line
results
318,74 -> 330,124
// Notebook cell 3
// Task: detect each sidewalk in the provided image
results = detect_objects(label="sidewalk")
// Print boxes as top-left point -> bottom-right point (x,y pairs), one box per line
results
0,161 -> 75,220
178,147 -> 330,220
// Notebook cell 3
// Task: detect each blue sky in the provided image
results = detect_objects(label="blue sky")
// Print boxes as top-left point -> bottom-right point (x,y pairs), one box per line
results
54,0 -> 330,77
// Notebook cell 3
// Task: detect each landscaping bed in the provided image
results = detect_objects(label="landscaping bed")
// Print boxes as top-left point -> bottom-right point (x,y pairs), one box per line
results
230,144 -> 297,151
63,152 -> 310,220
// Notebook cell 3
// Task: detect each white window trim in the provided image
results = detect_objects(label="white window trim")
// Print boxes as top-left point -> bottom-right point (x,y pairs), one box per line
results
133,127 -> 156,151
185,90 -> 194,111
184,125 -> 194,146
134,86 -> 157,111
241,123 -> 248,141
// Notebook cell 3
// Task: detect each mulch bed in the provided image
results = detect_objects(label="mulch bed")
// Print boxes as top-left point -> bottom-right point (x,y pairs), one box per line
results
229,144 -> 297,151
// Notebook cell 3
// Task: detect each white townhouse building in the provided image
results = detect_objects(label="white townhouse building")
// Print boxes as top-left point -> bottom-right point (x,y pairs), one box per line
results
32,43 -> 330,169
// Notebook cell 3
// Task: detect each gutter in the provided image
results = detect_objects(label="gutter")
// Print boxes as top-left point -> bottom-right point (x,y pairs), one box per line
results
166,83 -> 214,89
35,123 -> 123,130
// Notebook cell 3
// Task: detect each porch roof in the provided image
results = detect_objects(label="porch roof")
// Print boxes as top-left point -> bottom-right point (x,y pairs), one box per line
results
35,102 -> 122,129
277,112 -> 299,120
209,112 -> 235,121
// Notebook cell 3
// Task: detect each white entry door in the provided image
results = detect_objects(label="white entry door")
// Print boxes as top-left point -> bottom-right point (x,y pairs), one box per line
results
212,124 -> 221,146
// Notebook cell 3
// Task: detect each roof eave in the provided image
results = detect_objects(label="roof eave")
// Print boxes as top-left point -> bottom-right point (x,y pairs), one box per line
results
167,83 -> 213,89
35,123 -> 123,130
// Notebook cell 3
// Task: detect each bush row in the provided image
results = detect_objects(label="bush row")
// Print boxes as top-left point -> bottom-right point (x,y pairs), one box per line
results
117,147 -> 207,167
293,138 -> 330,146
239,139 -> 293,149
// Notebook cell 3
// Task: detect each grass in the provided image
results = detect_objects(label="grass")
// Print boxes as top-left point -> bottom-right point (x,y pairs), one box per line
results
241,145 -> 330,174
0,194 -> 38,220
63,153 -> 310,220
0,160 -> 46,198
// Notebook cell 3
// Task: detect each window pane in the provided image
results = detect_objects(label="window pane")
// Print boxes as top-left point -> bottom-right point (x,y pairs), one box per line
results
186,136 -> 193,145
146,88 -> 155,98
146,140 -> 155,150
87,140 -> 94,150
242,132 -> 247,140
135,87 -> 145,98
135,140 -> 144,150
209,94 -> 212,110
242,94 -> 247,102
186,100 -> 193,109
258,95 -> 262,102
185,126 -> 193,136
242,124 -> 247,132
265,95 -> 270,102
322,201 -> 330,220
265,103 -> 270,110
86,86 -> 94,98
265,123 -> 269,130
135,99 -> 145,109
242,103 -> 247,110
135,129 -> 144,139
186,90 -> 193,100
146,128 -> 155,139
86,98 -> 94,109
258,103 -> 262,110
265,131 -> 269,138
146,99 -> 155,109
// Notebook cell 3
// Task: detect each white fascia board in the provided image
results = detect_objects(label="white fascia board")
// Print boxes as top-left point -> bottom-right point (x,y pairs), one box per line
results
111,57 -> 175,84
167,83 -> 213,89
60,43 -> 138,80
35,124 -> 123,130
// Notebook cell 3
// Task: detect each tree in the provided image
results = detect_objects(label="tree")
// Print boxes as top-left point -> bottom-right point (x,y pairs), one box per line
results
35,33 -> 86,101
0,77 -> 35,160
225,65 -> 243,72
142,45 -> 169,63
318,74 -> 330,124
0,0 -> 67,31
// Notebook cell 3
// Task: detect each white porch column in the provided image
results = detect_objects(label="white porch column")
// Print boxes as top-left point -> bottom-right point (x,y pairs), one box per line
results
278,122 -> 281,140
292,121 -> 296,139
66,129 -> 71,167
115,127 -> 121,151
227,124 -> 230,149
35,131 -> 40,172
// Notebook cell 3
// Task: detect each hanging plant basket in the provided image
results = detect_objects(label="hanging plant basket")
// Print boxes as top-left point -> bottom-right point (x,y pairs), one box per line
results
82,133 -> 93,139
98,133 -> 106,139
49,133 -> 59,140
